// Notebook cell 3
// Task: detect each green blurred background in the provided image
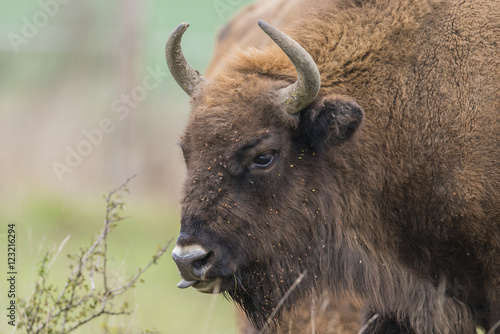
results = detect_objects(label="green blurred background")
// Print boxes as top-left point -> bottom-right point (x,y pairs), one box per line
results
0,1 -> 253,333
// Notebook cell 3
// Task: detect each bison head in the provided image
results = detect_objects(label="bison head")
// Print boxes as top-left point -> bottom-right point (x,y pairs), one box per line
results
168,20 -> 363,327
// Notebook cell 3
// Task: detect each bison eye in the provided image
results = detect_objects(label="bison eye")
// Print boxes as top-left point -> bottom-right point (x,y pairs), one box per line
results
251,152 -> 275,169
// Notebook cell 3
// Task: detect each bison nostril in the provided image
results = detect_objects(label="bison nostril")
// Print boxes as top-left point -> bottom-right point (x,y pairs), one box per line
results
192,251 -> 213,271
172,245 -> 214,280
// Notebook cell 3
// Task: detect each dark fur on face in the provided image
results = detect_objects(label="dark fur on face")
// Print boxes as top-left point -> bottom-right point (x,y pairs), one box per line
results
176,0 -> 500,333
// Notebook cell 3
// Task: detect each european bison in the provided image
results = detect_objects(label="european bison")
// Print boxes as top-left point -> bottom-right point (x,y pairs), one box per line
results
168,0 -> 500,333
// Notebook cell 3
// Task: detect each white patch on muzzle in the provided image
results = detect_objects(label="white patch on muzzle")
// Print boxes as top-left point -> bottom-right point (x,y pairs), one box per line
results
172,244 -> 207,258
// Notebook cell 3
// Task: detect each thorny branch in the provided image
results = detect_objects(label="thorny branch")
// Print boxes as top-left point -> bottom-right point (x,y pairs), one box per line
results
17,176 -> 172,334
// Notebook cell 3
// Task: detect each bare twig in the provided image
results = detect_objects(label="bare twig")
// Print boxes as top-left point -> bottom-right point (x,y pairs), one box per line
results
28,253 -> 51,332
33,176 -> 137,333
17,176 -> 171,334
109,244 -> 172,297
357,313 -> 380,334
102,175 -> 137,292
261,270 -> 308,334
48,235 -> 71,269
65,309 -> 131,333
486,319 -> 500,334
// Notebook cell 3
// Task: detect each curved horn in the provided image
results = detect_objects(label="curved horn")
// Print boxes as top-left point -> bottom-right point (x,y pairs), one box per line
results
165,22 -> 207,96
258,20 -> 321,114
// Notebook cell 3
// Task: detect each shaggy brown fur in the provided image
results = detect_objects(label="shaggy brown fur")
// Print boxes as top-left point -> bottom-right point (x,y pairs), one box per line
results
176,0 -> 500,333
206,0 -> 309,76
208,1 -> 363,333
236,293 -> 363,334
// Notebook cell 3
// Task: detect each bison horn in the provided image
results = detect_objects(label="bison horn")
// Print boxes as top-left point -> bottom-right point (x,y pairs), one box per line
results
165,22 -> 207,96
258,20 -> 321,114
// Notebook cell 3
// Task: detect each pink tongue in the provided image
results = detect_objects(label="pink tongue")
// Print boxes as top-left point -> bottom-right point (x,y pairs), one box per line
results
177,279 -> 197,289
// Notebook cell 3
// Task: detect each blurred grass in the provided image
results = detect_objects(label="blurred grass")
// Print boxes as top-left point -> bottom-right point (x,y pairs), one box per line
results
0,1 -> 253,333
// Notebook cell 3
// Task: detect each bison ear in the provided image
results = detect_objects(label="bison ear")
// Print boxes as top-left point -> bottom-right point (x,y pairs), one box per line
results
298,96 -> 364,152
